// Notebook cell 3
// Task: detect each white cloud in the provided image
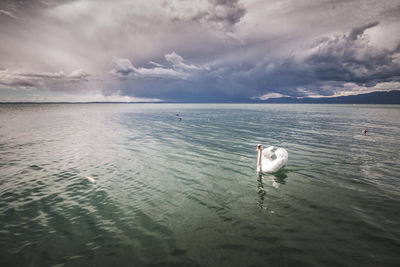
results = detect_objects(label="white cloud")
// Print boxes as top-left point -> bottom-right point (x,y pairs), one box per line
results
257,92 -> 290,100
148,61 -> 164,67
323,82 -> 400,97
110,58 -> 189,79
134,66 -> 189,79
110,52 -> 208,80
165,51 -> 202,70
294,81 -> 400,99
0,9 -> 18,19
68,69 -> 89,79
0,69 -> 90,89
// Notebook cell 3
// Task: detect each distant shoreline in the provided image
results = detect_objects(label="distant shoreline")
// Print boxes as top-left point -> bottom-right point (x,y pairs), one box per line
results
1,90 -> 399,105
1,102 -> 400,105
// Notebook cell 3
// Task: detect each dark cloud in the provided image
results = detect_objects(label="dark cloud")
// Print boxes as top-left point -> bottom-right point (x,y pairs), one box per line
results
348,21 -> 379,40
112,21 -> 400,101
110,59 -> 135,76
200,0 -> 246,28
216,21 -> 400,99
165,0 -> 246,30
305,22 -> 400,86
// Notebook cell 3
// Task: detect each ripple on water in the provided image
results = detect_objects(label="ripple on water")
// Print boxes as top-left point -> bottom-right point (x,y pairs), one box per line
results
0,104 -> 399,266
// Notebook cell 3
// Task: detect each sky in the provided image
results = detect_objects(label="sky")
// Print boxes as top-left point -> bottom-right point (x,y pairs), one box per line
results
0,0 -> 400,102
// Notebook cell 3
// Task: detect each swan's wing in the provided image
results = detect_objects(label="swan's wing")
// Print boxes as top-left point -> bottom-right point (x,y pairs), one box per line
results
275,148 -> 288,168
275,148 -> 288,160
262,146 -> 275,160
261,156 -> 273,172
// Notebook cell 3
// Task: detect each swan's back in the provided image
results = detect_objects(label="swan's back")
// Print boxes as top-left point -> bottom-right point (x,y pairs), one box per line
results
275,148 -> 288,161
262,146 -> 275,160
261,147 -> 288,173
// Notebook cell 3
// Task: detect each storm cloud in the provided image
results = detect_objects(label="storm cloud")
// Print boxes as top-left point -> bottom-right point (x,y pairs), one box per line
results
164,0 -> 246,30
0,0 -> 399,102
237,21 -> 400,99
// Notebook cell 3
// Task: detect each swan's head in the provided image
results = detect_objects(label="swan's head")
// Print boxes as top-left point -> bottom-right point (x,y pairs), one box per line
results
257,144 -> 263,151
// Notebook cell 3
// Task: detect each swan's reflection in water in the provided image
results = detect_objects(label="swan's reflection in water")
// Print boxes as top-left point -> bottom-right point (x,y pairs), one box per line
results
257,170 -> 288,211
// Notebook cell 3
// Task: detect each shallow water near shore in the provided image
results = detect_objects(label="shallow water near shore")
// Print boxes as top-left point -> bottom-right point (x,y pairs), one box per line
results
1,103 -> 399,266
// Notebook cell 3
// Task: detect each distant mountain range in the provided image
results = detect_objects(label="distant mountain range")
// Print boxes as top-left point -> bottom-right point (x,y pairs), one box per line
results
254,90 -> 400,104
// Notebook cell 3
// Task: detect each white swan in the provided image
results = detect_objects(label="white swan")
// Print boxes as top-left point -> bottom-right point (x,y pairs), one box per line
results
257,144 -> 288,173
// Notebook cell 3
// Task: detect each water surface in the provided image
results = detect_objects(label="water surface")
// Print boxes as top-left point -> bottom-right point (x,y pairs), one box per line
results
1,104 -> 399,266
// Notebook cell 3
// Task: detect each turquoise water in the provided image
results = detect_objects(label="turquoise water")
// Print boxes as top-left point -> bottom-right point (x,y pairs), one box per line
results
0,103 -> 399,266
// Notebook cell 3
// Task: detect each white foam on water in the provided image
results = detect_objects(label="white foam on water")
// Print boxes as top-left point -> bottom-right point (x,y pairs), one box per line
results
85,176 -> 96,183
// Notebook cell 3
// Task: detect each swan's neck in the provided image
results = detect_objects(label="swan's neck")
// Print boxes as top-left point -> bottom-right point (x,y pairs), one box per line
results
257,149 -> 262,172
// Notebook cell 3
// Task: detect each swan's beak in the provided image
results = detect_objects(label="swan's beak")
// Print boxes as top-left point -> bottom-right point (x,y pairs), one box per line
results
256,145 -> 262,151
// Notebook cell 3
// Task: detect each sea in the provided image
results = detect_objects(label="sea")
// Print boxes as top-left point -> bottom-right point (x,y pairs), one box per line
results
0,103 -> 399,267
